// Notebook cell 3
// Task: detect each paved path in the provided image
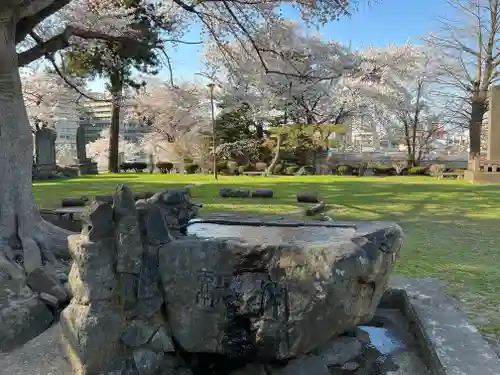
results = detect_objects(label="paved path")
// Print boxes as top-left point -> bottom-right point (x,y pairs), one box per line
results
0,324 -> 71,375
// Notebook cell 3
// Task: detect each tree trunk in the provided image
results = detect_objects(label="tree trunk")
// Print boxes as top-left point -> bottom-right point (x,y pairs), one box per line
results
0,12 -> 72,279
265,134 -> 282,175
469,97 -> 486,160
108,71 -> 123,173
255,122 -> 264,139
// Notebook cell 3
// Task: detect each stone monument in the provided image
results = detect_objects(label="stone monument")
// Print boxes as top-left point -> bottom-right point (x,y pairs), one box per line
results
465,85 -> 500,183
74,125 -> 98,175
35,126 -> 57,179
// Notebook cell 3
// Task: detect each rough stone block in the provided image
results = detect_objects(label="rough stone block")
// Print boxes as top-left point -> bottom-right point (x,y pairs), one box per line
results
68,236 -> 115,268
113,185 -> 137,219
121,320 -> 158,348
68,261 -> 116,304
117,273 -> 139,311
145,205 -> 172,246
251,189 -> 273,198
0,280 -> 53,352
296,192 -> 319,203
230,364 -> 267,375
149,327 -> 175,353
60,302 -> 125,374
137,251 -> 161,300
133,348 -> 164,375
271,355 -> 330,375
219,188 -> 250,198
116,216 -> 143,274
314,335 -> 364,366
81,200 -> 115,241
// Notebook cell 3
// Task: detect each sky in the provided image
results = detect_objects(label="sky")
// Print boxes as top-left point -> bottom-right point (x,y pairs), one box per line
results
89,0 -> 448,92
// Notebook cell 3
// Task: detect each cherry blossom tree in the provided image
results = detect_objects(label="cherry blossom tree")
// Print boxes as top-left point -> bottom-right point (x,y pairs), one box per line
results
21,69 -> 87,132
352,45 -> 445,166
0,0 -> 361,277
86,129 -> 142,169
128,80 -> 211,170
56,143 -> 77,165
204,21 -> 364,123
205,21 -> 415,145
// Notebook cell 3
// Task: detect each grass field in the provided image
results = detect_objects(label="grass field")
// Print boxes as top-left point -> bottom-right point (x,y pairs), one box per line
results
33,174 -> 500,346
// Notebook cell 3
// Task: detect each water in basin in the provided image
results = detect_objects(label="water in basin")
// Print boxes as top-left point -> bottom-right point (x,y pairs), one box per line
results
186,222 -> 356,245
359,309 -> 431,375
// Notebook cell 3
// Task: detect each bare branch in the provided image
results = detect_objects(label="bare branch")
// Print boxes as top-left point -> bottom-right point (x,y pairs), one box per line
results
159,49 -> 177,88
27,31 -> 110,103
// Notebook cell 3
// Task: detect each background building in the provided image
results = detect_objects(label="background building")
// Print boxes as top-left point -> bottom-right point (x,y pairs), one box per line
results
78,96 -> 148,162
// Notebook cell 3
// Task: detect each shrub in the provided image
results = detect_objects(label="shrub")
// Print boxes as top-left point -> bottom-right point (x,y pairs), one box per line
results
133,162 -> 147,172
156,161 -> 174,174
409,166 -> 426,175
374,165 -> 391,176
120,162 -> 147,172
284,165 -> 301,175
238,164 -> 253,174
119,162 -> 131,172
337,165 -> 352,175
185,163 -> 199,174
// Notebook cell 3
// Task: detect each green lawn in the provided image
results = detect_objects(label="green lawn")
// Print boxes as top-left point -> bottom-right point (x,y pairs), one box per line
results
33,174 -> 500,346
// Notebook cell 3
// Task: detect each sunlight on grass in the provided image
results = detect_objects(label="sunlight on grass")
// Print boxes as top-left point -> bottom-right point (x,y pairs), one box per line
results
33,174 -> 500,340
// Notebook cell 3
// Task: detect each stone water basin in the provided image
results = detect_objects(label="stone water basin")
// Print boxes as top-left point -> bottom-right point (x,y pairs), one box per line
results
185,218 -> 429,375
186,221 -> 356,244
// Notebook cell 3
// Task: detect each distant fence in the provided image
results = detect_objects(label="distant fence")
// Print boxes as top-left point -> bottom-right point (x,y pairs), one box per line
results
325,152 -> 468,169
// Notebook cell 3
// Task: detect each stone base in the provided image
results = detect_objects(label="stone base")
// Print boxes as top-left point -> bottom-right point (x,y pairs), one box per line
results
32,164 -> 57,180
385,276 -> 500,375
72,162 -> 98,176
464,170 -> 500,184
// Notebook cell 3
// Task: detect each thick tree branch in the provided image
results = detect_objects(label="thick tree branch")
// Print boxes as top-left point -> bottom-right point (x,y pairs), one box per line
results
20,0 -> 56,19
18,25 -> 160,67
16,0 -> 70,43
171,0 -> 197,13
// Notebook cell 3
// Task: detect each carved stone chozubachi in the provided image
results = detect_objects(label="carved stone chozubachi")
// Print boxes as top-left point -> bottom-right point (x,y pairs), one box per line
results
159,219 -> 403,360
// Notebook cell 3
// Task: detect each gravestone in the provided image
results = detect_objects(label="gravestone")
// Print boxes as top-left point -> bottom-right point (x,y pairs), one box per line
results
35,126 -> 57,178
73,125 -> 98,175
76,125 -> 87,163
